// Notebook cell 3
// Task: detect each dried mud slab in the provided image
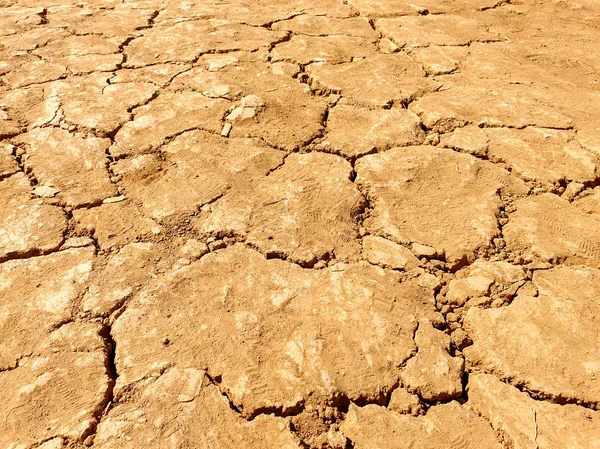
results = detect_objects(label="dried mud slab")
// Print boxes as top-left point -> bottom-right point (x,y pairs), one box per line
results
0,5 -> 45,36
155,1 -> 299,27
32,34 -> 124,74
113,130 -> 284,220
111,63 -> 192,87
0,247 -> 94,369
443,260 -> 526,307
348,0 -> 502,16
50,74 -> 158,136
340,401 -> 503,449
93,368 -> 301,449
356,146 -> 527,267
0,141 -> 18,177
455,37 -> 600,106
0,24 -> 69,53
112,245 -> 440,417
410,45 -> 469,75
400,320 -> 464,401
0,85 -> 63,137
504,193 -> 600,266
0,56 -> 67,89
307,54 -> 439,107
410,79 -> 574,132
0,322 -> 111,447
72,201 -> 160,250
124,21 -> 287,67
464,266 -> 600,406
324,105 -> 424,159
46,3 -> 157,38
110,92 -> 230,158
272,35 -> 376,64
171,62 -> 328,150
198,152 -> 364,265
0,202 -> 66,260
376,15 -> 500,48
484,127 -> 599,186
469,374 -> 600,449
245,152 -> 364,265
445,124 -> 489,157
82,242 -> 159,317
0,172 -> 67,260
271,16 -> 378,41
16,127 -> 116,207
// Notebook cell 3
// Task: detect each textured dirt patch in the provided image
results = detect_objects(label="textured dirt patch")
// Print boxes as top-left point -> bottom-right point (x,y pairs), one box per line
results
1,0 -> 600,447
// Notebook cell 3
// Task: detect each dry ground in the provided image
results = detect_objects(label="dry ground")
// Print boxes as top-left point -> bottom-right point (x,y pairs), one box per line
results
1,0 -> 600,447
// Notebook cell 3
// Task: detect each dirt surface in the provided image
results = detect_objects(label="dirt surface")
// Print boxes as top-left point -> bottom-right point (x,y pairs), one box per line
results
1,0 -> 599,447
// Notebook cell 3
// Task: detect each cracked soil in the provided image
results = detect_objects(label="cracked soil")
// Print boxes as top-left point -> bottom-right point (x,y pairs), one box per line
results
1,0 -> 600,448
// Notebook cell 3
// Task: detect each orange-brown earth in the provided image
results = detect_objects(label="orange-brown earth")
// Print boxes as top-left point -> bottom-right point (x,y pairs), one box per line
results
1,0 -> 600,447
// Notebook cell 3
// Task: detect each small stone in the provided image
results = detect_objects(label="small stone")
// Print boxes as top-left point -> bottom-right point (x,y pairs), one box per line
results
411,242 -> 437,258
173,258 -> 191,269
378,38 -> 399,53
102,195 -> 127,204
445,275 -> 493,307
562,182 -> 585,200
388,388 -> 422,415
525,261 -> 552,270
326,428 -> 347,449
221,122 -> 232,137
493,237 -> 505,249
450,329 -> 472,350
226,106 -> 245,121
446,312 -> 459,322
180,239 -> 209,260
464,296 -> 493,310
61,237 -> 95,249
425,133 -> 440,145
242,94 -> 266,108
363,235 -> 419,270
417,272 -> 441,290
313,260 -> 327,269
491,298 -> 505,308
32,185 -> 60,198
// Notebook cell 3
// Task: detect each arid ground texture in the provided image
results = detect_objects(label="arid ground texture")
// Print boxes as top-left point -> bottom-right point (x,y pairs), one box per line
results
1,0 -> 599,447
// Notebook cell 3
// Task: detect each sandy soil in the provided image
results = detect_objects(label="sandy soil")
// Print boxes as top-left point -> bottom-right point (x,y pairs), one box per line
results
1,0 -> 599,447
